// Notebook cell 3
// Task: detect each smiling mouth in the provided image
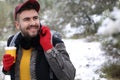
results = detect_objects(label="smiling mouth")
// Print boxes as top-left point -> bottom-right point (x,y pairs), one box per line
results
26,26 -> 38,33
27,26 -> 38,30
28,27 -> 38,32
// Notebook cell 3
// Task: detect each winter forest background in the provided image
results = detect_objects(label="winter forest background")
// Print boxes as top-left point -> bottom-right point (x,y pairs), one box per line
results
1,0 -> 120,80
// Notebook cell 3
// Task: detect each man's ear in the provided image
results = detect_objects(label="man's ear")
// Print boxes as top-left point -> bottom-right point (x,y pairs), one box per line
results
14,21 -> 20,30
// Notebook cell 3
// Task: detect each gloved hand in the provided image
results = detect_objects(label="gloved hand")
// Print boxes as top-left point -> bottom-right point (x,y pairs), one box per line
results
3,54 -> 14,71
40,26 -> 53,52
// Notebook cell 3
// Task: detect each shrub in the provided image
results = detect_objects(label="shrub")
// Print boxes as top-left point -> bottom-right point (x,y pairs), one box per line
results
101,62 -> 120,79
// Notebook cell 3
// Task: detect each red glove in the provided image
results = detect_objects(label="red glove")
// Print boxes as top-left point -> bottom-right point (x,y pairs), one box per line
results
40,26 -> 53,52
3,54 -> 14,71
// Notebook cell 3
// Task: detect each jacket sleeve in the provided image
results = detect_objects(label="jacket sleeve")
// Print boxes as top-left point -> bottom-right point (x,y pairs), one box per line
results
45,37 -> 76,80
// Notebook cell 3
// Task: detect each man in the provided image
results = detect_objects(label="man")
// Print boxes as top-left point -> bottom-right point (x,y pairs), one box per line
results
2,0 -> 76,80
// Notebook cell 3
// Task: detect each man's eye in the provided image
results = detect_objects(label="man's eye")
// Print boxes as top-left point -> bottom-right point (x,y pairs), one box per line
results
33,16 -> 39,20
24,18 -> 30,21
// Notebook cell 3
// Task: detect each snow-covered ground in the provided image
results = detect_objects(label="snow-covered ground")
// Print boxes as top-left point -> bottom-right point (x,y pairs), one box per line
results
64,39 -> 106,80
0,39 -> 107,80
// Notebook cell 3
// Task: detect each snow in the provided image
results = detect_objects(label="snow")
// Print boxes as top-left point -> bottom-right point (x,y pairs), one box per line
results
0,39 -> 107,80
91,15 -> 102,23
97,17 -> 120,36
97,7 -> 120,36
63,39 -> 106,80
63,23 -> 85,38
111,7 -> 120,19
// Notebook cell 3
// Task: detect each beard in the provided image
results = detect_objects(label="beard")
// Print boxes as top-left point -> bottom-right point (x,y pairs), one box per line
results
20,25 -> 40,39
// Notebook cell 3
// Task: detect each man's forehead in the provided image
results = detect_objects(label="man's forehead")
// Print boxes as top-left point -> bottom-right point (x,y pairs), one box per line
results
19,9 -> 39,18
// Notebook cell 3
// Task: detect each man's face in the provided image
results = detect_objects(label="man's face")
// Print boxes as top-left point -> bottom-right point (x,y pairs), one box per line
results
15,9 -> 40,38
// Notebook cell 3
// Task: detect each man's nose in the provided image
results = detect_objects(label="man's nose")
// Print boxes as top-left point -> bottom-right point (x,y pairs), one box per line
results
30,19 -> 36,26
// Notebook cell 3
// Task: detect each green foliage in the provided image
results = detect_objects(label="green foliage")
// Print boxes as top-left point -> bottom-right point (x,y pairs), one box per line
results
70,34 -> 83,39
99,34 -> 120,79
38,0 -> 120,38
0,48 -> 4,61
0,2 -> 11,27
0,1 -> 21,40
0,41 -> 6,62
38,0 -> 55,11
99,34 -> 120,59
101,62 -> 120,79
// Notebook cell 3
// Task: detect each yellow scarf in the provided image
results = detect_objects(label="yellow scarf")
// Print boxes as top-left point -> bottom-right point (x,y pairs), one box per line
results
20,48 -> 32,80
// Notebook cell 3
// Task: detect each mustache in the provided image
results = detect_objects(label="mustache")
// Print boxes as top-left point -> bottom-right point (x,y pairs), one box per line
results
26,25 -> 39,30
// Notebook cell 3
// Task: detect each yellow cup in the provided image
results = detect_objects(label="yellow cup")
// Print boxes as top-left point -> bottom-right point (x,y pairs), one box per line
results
5,46 -> 16,61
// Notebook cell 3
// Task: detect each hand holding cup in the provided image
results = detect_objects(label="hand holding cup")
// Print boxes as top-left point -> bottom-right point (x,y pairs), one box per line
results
2,46 -> 16,71
5,46 -> 16,61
